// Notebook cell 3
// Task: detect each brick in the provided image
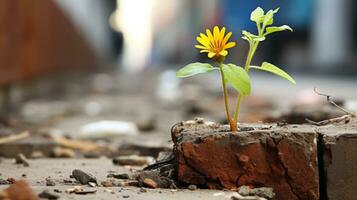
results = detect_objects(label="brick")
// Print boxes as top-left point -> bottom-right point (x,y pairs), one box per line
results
173,120 -> 319,200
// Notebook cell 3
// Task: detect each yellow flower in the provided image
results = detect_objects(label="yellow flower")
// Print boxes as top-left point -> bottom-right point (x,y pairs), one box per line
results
195,26 -> 236,59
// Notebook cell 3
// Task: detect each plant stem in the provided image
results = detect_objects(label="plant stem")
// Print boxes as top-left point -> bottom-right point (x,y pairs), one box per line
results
218,62 -> 236,131
233,41 -> 260,126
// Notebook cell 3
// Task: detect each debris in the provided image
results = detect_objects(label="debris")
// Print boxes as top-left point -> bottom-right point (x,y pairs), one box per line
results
101,180 -> 114,187
107,173 -> 131,179
65,186 -> 96,195
79,120 -> 139,139
113,155 -> 154,166
0,179 -> 9,185
0,131 -> 29,145
188,185 -> 197,190
88,182 -> 96,187
0,136 -> 57,158
139,188 -> 147,193
6,178 -> 16,184
51,135 -> 105,152
51,147 -> 75,158
38,190 -> 60,199
53,189 -> 62,193
137,171 -> 174,189
0,180 -> 38,200
122,194 -> 130,198
45,178 -> 56,186
71,169 -> 97,185
238,186 -> 275,199
15,153 -> 29,167
143,178 -> 158,189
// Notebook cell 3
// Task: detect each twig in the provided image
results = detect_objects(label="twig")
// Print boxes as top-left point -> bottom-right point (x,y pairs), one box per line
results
306,115 -> 351,126
0,131 -> 29,144
313,87 -> 355,116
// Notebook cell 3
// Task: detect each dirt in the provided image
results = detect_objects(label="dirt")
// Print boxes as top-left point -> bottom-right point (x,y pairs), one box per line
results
172,119 -> 319,200
0,158 -> 233,200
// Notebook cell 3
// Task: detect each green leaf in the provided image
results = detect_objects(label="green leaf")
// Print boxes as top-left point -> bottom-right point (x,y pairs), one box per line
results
250,62 -> 296,84
242,30 -> 265,42
222,64 -> 251,96
176,62 -> 215,78
262,8 -> 279,28
265,25 -> 293,36
250,7 -> 265,23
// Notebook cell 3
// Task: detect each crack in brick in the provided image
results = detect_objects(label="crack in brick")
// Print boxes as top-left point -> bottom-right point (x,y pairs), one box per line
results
273,137 -> 300,200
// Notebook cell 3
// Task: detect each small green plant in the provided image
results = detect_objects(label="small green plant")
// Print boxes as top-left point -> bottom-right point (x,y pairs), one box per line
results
176,7 -> 296,132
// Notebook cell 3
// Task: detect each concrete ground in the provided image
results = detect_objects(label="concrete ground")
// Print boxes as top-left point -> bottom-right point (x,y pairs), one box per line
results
0,158 -> 232,200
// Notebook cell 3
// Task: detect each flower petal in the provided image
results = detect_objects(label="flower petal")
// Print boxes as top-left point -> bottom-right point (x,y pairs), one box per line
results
219,50 -> 228,56
224,42 -> 236,49
200,49 -> 210,53
213,26 -> 220,47
196,36 -> 210,47
206,29 -> 215,47
208,52 -> 216,58
195,45 -> 208,50
223,32 -> 232,45
219,27 -> 226,46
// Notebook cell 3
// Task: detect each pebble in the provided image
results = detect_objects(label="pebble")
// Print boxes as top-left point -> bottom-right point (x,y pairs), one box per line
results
72,169 -> 97,185
188,184 -> 197,190
143,178 -> 158,189
0,179 -> 9,185
15,153 -> 29,167
38,190 -> 60,199
45,178 -> 56,186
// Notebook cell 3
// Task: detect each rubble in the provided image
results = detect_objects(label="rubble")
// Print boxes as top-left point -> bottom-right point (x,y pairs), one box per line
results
238,186 -> 275,199
38,190 -> 60,199
71,169 -> 97,185
15,153 -> 29,167
0,136 -> 57,158
45,178 -> 56,186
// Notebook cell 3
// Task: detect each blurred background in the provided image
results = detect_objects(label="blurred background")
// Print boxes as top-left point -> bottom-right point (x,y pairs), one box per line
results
0,0 -> 357,156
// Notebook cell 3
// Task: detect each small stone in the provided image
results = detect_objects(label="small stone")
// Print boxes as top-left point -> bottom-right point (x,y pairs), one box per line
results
101,180 -> 114,187
113,155 -> 154,166
22,174 -> 27,178
238,186 -> 275,199
46,178 -> 56,186
107,173 -> 130,179
71,169 -> 97,185
0,179 -> 10,185
38,190 -> 60,199
51,147 -> 75,158
122,195 -> 130,198
139,188 -> 147,193
7,177 -> 16,184
53,189 -> 62,193
88,182 -> 97,187
143,178 -> 158,189
188,185 -> 197,190
15,153 -> 29,167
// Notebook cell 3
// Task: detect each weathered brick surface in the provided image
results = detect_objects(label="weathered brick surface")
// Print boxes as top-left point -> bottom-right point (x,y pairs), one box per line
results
318,117 -> 357,200
173,120 -> 319,200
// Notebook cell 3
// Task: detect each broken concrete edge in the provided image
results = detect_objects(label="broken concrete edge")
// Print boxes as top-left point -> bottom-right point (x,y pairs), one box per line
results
171,115 -> 357,200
